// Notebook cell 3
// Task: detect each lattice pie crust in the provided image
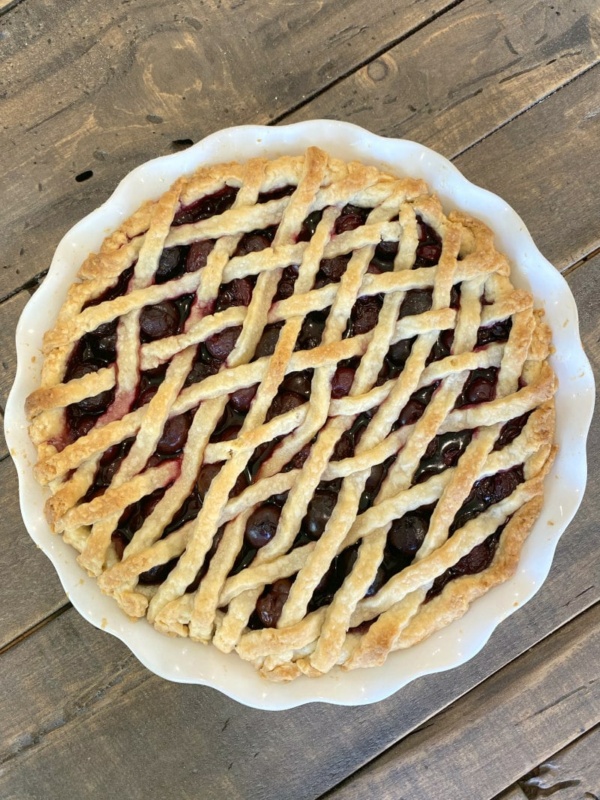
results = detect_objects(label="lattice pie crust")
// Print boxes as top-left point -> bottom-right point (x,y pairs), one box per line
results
26,148 -> 556,681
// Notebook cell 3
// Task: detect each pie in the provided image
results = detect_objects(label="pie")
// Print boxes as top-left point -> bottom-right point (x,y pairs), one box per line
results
25,147 -> 557,681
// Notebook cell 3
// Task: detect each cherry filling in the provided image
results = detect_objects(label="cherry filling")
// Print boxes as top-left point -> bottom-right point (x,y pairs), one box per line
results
455,367 -> 498,408
414,217 -> 443,268
413,430 -> 474,484
172,186 -> 238,226
392,382 -> 440,430
476,317 -> 512,347
426,530 -> 502,601
297,210 -> 323,243
257,185 -> 295,203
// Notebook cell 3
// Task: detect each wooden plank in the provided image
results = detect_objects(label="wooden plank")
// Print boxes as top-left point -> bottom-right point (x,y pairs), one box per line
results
0,291 -> 29,411
324,603 -> 600,800
289,0 -> 600,161
0,290 -> 30,459
0,255 -> 597,798
494,788 -> 529,800
0,455 -> 67,650
0,0 -> 458,301
290,7 -> 600,273
453,64 -> 600,274
519,725 -> 600,799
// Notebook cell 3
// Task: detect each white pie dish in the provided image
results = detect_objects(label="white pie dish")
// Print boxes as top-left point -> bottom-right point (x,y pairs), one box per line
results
4,120 -> 594,710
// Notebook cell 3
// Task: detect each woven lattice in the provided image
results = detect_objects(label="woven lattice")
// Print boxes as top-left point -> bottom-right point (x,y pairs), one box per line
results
26,148 -> 556,680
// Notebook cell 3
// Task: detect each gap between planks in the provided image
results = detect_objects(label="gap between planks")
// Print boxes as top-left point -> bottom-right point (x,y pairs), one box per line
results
319,600 -> 600,800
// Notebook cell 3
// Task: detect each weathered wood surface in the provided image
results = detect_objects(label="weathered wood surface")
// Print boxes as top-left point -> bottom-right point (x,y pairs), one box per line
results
326,603 -> 600,800
289,0 -> 600,162
1,0 -> 599,798
519,725 -> 600,800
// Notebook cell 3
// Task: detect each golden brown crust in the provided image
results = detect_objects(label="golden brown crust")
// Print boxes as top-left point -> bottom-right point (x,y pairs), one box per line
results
26,147 -> 557,681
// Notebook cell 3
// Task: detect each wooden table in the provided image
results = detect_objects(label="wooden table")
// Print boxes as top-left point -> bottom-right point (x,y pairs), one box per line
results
1,1 -> 598,797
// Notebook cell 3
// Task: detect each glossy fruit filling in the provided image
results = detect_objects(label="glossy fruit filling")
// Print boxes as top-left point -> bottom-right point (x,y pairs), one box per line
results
63,187 -> 524,628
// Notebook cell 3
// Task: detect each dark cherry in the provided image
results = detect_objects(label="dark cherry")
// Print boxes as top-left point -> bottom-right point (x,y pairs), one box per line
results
281,370 -> 312,398
413,430 -> 473,484
387,336 -> 415,368
254,323 -> 282,359
156,413 -> 191,455
215,278 -> 253,311
389,513 -> 429,557
296,314 -> 325,350
83,266 -> 133,310
245,504 -> 281,549
257,185 -> 295,203
374,239 -> 399,263
451,465 -> 524,533
235,231 -> 272,257
349,296 -> 381,336
266,391 -> 305,421
66,412 -> 97,441
297,210 -> 323,242
399,289 -> 432,319
165,489 -> 202,536
426,532 -> 501,601
112,531 -> 128,561
255,578 -> 293,628
197,462 -> 222,501
275,265 -> 299,301
303,489 -> 337,539
319,255 -> 349,282
230,384 -> 257,413
285,442 -> 312,471
331,366 -> 355,399
455,368 -> 498,408
427,329 -> 454,364
358,461 -> 387,511
172,186 -> 238,226
450,284 -> 461,309
418,244 -> 441,261
205,325 -> 242,361
88,320 -> 118,362
186,240 -> 215,272
494,412 -> 530,451
476,318 -> 512,347
335,204 -> 369,234
248,437 -> 282,477
397,382 -> 439,428
364,564 -> 387,598
184,358 -> 219,388
156,247 -> 182,282
140,301 -> 180,342
139,559 -> 178,585
332,431 -> 354,461
414,217 -> 443,267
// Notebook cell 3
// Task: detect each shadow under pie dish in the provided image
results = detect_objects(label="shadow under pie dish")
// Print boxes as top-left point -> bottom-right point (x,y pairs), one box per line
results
23,144 -> 559,684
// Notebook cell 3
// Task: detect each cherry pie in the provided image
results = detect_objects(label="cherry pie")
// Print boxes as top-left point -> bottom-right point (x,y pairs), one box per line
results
26,147 -> 557,681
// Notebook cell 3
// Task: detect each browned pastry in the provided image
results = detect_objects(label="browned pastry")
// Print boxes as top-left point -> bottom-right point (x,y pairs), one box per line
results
26,147 -> 557,680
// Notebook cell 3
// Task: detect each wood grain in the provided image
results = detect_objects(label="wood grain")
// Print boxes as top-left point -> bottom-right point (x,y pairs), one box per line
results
0,455 -> 67,651
0,0 -> 458,301
325,603 -> 600,800
0,291 -> 29,411
454,64 -> 600,274
519,725 -> 600,799
494,788 -> 529,800
292,16 -> 600,272
0,255 -> 597,799
289,0 -> 600,160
